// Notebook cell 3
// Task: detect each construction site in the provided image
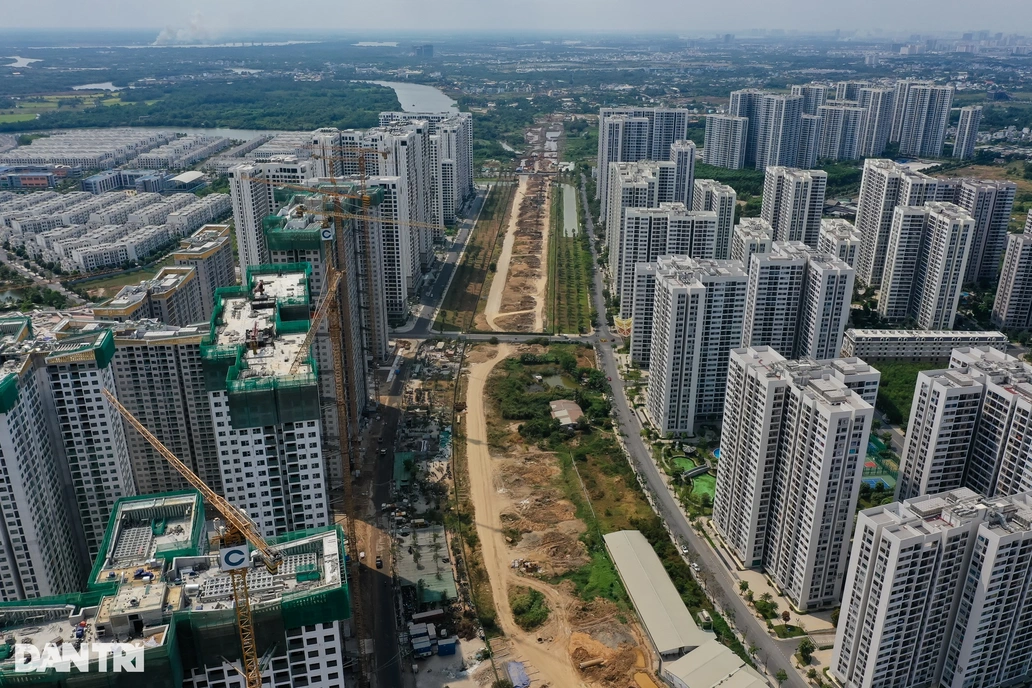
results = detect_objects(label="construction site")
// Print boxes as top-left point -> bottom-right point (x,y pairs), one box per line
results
457,342 -> 663,688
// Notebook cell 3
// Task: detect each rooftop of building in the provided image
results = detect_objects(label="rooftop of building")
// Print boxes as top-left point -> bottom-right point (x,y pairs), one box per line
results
847,329 -> 1008,340
209,267 -> 312,379
820,218 -> 860,237
657,256 -> 748,284
95,267 -> 197,316
875,488 -> 1032,539
610,159 -> 673,181
734,218 -> 772,236
694,178 -> 735,192
0,313 -> 114,377
173,224 -> 232,258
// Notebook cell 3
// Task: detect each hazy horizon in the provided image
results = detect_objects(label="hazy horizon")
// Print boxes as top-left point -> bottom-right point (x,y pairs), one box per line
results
2,1 -> 1031,40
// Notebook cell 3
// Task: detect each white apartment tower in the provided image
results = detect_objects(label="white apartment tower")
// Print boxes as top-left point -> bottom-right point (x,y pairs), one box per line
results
790,83 -> 829,115
669,139 -> 696,207
729,89 -> 766,168
760,166 -> 827,245
702,115 -> 748,170
798,114 -> 822,169
954,105 -> 982,160
817,104 -> 865,161
879,202 -> 974,330
755,94 -> 804,170
692,179 -> 737,259
835,81 -> 869,101
833,489 -> 1032,688
714,347 -> 876,611
856,87 -> 895,157
954,179 -> 1016,284
743,242 -> 854,360
730,218 -> 773,265
597,107 -> 689,215
895,369 -> 985,501
616,203 -> 719,318
897,83 -> 954,157
605,160 -> 676,287
992,218 -> 1032,329
854,159 -> 944,287
818,219 -> 861,267
0,322 -> 84,600
172,224 -> 236,321
643,258 -> 749,436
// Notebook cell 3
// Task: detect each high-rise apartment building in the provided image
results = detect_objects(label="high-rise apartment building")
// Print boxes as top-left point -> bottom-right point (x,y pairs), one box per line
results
835,81 -> 869,102
817,104 -> 865,161
597,107 -> 689,215
715,347 -> 876,610
878,202 -> 974,329
953,179 -> 1016,284
856,87 -> 895,157
643,257 -> 748,435
896,83 -> 954,157
854,159 -> 944,287
755,94 -> 804,170
818,219 -> 861,267
93,266 -> 205,327
616,204 -> 719,317
730,218 -> 773,265
229,156 -> 312,270
173,224 -> 236,321
743,242 -> 853,359
790,83 -> 829,115
729,89 -> 766,168
692,179 -> 737,259
798,114 -> 821,169
0,317 -> 84,600
954,105 -> 982,160
992,216 -> 1032,329
669,139 -> 696,207
702,115 -> 748,169
833,488 -> 1032,688
204,266 -> 329,538
760,167 -> 827,246
605,160 -> 676,286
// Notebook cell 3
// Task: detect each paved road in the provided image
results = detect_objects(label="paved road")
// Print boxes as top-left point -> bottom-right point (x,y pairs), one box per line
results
574,175 -> 805,688
397,187 -> 488,337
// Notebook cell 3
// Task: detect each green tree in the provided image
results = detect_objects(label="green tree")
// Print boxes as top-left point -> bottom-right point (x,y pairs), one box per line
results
776,669 -> 789,685
798,637 -> 816,664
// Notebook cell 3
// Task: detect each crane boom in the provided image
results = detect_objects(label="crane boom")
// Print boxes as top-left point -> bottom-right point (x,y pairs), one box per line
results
102,388 -> 281,688
288,267 -> 343,375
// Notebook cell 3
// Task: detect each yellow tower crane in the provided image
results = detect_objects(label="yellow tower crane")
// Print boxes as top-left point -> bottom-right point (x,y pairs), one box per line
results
101,389 -> 280,688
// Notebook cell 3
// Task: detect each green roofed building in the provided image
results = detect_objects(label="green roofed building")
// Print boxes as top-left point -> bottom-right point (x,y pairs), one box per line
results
0,490 -> 352,688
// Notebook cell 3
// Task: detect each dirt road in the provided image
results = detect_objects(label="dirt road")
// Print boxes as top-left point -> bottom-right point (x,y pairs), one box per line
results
465,345 -> 587,688
484,175 -> 527,331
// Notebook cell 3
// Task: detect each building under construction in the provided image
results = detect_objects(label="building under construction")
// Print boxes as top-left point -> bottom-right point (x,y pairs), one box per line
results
0,490 -> 351,688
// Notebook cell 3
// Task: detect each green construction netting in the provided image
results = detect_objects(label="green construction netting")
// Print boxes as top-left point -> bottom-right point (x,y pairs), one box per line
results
0,374 -> 18,415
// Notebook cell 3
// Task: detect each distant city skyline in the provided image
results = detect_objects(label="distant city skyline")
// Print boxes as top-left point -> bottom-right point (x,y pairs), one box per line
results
2,2 -> 1032,37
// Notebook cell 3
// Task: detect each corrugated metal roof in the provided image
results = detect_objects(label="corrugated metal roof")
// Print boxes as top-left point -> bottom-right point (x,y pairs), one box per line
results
662,639 -> 768,688
603,530 -> 711,655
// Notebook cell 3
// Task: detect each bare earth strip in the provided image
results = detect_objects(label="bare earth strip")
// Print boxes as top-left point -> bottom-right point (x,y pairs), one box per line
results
484,175 -> 528,331
465,345 -> 587,688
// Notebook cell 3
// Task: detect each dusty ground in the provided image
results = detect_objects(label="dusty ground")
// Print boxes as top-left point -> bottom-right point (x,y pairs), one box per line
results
464,345 -> 654,688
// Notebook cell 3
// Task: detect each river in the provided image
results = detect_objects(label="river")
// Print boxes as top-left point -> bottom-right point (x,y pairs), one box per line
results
366,81 -> 457,113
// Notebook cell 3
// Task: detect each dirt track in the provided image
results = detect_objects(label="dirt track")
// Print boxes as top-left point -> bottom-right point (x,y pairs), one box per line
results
484,176 -> 527,331
465,345 -> 587,688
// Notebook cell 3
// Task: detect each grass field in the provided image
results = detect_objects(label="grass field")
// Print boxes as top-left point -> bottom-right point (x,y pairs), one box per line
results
548,185 -> 594,334
939,161 -> 1032,228
875,360 -> 930,426
434,181 -> 515,332
691,474 -> 716,499
0,113 -> 36,123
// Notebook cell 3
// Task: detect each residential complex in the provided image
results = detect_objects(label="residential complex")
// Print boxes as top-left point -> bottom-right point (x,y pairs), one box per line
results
729,218 -> 773,265
877,202 -> 974,329
893,81 -> 954,157
229,156 -> 313,270
833,489 -> 1032,688
692,179 -> 737,259
641,257 -> 748,435
172,224 -> 236,321
702,115 -> 748,169
93,266 -> 205,327
954,179 -> 1016,284
596,107 -> 689,215
0,129 -> 175,169
714,347 -> 877,611
816,103 -> 865,161
760,167 -> 827,245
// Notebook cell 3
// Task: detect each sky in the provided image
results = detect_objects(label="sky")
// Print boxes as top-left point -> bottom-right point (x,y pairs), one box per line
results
4,0 -> 1031,36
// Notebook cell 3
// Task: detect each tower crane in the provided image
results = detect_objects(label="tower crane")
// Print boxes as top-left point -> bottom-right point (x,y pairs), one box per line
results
101,389 -> 281,688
